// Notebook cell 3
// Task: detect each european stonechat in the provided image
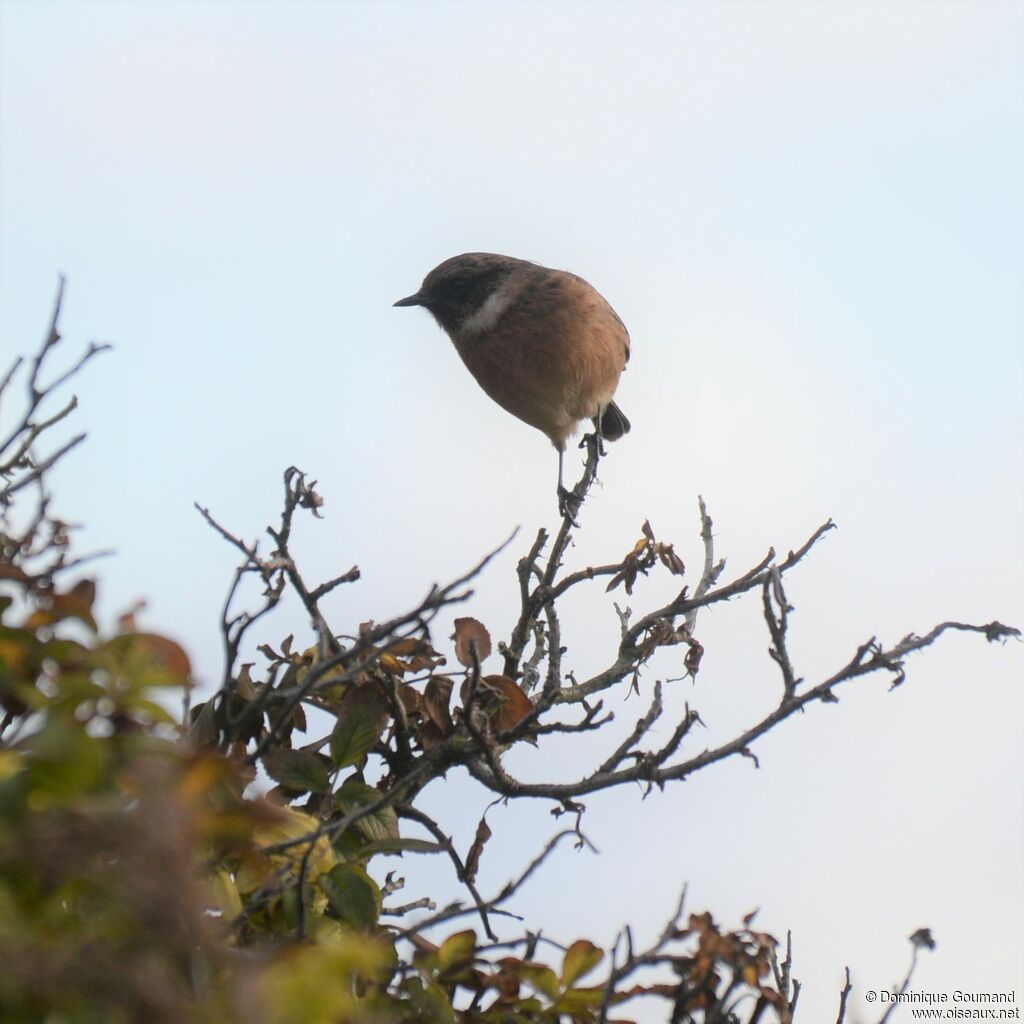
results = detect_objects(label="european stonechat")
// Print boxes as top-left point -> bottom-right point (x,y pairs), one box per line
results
395,252 -> 630,509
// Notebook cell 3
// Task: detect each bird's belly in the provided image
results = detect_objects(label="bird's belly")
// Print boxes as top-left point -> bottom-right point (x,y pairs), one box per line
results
453,332 -> 618,448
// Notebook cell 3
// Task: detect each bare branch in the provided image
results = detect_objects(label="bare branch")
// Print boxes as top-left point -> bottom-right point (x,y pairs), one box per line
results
398,805 -> 497,941
835,966 -> 852,1024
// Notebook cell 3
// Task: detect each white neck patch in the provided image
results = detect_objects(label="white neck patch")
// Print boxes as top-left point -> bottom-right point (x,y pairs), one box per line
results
462,280 -> 515,334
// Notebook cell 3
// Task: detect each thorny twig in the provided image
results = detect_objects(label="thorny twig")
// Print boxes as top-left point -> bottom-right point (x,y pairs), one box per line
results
192,427 -> 1016,1019
1,279 -> 109,588
876,929 -> 936,1024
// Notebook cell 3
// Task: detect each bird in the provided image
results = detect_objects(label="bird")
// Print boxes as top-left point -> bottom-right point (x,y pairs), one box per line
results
394,252 -> 630,513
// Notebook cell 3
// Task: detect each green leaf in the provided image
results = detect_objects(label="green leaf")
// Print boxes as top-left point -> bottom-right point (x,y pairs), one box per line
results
25,720 -> 107,802
330,684 -> 388,768
551,985 -> 606,1014
437,929 -> 476,971
335,780 -> 399,843
561,939 -> 604,987
320,863 -> 381,929
519,962 -> 560,1001
398,977 -> 457,1024
262,748 -> 331,794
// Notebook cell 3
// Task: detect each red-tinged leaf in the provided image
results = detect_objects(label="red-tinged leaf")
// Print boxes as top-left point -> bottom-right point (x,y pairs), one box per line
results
424,676 -> 454,735
330,681 -> 389,767
452,617 -> 491,668
561,940 -> 603,987
129,632 -> 192,678
437,929 -> 476,971
65,579 -> 97,615
464,815 -> 492,883
484,674 -> 533,734
25,580 -> 98,632
262,748 -> 331,794
492,957 -> 523,1002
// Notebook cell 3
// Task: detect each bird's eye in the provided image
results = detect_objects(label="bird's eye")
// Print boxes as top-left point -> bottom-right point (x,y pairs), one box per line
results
439,276 -> 472,300
434,271 -> 488,307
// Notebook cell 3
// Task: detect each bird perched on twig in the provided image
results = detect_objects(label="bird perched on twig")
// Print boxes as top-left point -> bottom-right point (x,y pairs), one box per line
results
394,252 -> 631,514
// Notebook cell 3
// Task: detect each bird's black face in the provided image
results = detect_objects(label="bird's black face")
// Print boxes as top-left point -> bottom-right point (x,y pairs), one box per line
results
394,253 -> 519,333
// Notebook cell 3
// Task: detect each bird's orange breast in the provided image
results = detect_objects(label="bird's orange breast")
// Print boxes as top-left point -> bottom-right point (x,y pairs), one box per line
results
450,270 -> 629,449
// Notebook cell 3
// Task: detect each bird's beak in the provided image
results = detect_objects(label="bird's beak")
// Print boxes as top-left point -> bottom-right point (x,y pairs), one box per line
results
393,293 -> 424,307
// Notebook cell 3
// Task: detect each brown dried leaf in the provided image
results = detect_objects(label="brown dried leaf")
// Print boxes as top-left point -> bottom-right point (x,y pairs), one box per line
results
417,720 -> 446,751
657,543 -> 686,576
485,675 -> 533,734
236,663 -> 260,700
389,637 -> 446,672
452,617 -> 492,668
464,815 -> 492,883
684,639 -> 704,678
423,676 -> 455,736
25,579 -> 98,631
116,599 -> 146,633
257,642 -> 281,663
398,685 -> 423,717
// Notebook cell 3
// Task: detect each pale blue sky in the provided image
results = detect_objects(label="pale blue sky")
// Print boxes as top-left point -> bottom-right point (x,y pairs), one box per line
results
2,2 -> 1022,1020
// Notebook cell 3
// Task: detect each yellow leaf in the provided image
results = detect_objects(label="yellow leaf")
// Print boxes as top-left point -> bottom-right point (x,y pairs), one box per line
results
206,868 -> 244,918
0,750 -> 23,783
437,929 -> 476,971
378,652 -> 405,674
561,939 -> 604,987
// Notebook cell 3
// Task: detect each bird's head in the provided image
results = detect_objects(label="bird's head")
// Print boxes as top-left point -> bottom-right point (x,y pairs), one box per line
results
394,252 -> 525,334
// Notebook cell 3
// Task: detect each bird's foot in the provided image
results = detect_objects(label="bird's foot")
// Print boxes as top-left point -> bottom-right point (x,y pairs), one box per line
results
558,485 -> 582,526
580,431 -> 606,458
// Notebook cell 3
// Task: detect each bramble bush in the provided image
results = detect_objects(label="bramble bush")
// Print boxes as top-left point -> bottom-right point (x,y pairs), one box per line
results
1,284 -> 1016,1023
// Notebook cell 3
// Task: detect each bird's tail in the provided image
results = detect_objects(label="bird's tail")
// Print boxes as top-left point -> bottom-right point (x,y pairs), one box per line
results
599,401 -> 630,442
